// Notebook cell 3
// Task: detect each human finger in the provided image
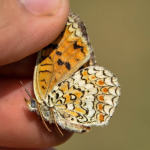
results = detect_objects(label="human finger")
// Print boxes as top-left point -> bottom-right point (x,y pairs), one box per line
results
0,0 -> 69,66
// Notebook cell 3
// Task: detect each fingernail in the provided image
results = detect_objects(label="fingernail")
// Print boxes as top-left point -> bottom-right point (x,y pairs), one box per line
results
20,0 -> 62,16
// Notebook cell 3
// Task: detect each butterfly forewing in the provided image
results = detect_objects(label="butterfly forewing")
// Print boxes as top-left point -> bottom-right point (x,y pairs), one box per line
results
34,12 -> 95,103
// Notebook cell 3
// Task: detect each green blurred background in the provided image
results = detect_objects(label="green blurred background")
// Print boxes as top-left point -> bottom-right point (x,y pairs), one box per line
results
56,0 -> 150,150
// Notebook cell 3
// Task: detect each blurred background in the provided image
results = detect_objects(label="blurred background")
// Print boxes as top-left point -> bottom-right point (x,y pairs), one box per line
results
56,0 -> 150,150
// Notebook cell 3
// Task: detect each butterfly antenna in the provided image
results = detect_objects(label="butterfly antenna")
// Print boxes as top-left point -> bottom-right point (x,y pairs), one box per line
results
19,80 -> 32,100
13,73 -> 32,100
51,108 -> 63,136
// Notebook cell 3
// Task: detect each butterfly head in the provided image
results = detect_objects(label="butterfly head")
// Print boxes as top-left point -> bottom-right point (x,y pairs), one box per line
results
25,98 -> 37,112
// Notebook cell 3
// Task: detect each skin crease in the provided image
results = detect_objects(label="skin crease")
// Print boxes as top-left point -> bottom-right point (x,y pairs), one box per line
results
0,0 -> 73,149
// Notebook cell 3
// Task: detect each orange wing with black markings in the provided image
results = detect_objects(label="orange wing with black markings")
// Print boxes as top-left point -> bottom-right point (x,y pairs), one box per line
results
34,12 -> 95,102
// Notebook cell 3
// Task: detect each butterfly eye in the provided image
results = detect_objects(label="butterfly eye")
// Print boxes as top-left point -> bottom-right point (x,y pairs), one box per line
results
31,99 -> 36,108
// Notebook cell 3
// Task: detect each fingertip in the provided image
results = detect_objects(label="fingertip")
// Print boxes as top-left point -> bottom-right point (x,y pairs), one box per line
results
0,0 -> 69,66
20,0 -> 62,16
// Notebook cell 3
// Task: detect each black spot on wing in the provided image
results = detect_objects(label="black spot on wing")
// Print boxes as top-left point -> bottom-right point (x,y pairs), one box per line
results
74,41 -> 84,53
56,51 -> 62,56
48,95 -> 50,100
57,59 -> 64,65
58,82 -> 62,87
65,62 -> 71,70
56,93 -> 59,99
42,86 -> 46,89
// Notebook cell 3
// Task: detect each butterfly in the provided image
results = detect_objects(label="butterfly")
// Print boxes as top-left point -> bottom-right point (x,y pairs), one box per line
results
25,12 -> 121,135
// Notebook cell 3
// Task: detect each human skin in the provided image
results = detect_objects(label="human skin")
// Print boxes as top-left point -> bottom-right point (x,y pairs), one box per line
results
0,0 -> 73,149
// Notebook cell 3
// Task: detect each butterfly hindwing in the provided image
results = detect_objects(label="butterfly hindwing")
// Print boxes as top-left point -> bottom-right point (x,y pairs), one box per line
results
47,66 -> 121,132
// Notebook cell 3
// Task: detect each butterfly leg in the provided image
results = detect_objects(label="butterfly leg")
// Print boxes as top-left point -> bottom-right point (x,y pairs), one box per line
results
50,108 -> 64,136
25,98 -> 51,132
